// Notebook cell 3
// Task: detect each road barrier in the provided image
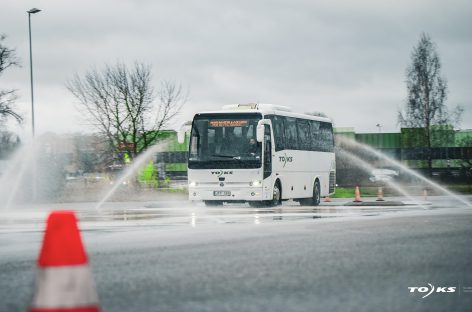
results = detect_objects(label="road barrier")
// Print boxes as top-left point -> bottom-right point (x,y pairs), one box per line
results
29,211 -> 100,312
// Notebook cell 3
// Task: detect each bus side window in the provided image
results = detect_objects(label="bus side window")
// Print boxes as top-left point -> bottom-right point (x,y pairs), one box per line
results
328,123 -> 334,152
190,122 -> 202,158
190,132 -> 199,158
296,119 -> 311,151
325,122 -> 334,152
319,122 -> 334,152
283,117 -> 299,150
310,120 -> 320,151
268,115 -> 285,151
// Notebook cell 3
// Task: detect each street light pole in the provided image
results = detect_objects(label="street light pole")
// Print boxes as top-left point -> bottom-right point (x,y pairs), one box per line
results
27,8 -> 41,201
28,8 -> 41,137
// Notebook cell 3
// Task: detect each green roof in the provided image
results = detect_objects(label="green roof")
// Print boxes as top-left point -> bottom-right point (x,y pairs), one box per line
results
355,133 -> 402,149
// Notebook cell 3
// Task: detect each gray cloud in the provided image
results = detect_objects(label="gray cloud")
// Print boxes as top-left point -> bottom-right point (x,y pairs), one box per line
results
2,0 -> 471,135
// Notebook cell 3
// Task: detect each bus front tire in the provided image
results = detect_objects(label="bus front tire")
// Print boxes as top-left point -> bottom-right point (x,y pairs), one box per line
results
252,182 -> 281,207
265,182 -> 281,207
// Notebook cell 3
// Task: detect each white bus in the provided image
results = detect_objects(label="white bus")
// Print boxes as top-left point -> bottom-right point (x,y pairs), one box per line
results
179,103 -> 335,206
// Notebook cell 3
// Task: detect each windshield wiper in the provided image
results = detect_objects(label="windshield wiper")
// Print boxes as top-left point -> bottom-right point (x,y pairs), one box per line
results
211,154 -> 243,161
212,153 -> 235,158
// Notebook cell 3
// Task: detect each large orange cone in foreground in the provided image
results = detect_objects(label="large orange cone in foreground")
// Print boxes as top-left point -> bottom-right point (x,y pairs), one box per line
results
30,211 -> 100,312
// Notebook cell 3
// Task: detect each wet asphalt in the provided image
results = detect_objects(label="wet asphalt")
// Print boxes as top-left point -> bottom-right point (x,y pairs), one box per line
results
0,197 -> 471,312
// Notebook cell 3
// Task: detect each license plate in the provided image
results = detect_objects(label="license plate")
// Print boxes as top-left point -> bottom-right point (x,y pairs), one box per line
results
214,191 -> 231,196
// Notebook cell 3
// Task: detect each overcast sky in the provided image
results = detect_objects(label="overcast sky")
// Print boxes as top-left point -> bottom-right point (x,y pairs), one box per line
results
2,0 -> 472,136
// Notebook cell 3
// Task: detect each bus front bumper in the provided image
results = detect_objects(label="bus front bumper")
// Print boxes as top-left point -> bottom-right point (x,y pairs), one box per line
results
188,187 -> 266,201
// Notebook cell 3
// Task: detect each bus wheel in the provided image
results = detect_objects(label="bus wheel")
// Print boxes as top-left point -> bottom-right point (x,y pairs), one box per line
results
301,181 -> 320,206
204,200 -> 223,206
268,182 -> 281,206
312,181 -> 321,206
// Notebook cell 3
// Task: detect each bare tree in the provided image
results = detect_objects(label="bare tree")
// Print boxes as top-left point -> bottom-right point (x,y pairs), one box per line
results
398,33 -> 463,175
0,130 -> 21,158
67,62 -> 186,162
0,34 -> 22,125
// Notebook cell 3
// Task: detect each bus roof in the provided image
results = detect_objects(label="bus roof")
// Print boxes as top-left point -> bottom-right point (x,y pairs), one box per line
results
194,103 -> 333,123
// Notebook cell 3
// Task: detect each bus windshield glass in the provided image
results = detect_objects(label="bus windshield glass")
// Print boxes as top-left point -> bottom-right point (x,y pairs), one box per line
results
188,113 -> 262,169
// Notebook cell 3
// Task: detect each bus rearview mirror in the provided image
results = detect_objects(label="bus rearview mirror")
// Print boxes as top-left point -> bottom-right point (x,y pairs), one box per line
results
178,121 -> 192,144
256,125 -> 264,142
177,130 -> 185,144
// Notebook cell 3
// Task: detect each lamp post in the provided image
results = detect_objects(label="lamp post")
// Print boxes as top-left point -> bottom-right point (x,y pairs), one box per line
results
28,8 -> 41,137
376,123 -> 382,133
28,8 -> 41,201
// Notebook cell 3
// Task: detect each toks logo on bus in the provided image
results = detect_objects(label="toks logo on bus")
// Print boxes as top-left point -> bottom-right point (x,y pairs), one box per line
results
279,153 -> 293,167
211,170 -> 233,177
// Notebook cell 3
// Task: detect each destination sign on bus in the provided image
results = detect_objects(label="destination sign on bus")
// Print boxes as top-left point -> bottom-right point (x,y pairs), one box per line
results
209,120 -> 248,127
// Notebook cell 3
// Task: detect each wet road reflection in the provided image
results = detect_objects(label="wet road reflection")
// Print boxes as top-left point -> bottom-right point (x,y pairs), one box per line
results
0,197 -> 446,232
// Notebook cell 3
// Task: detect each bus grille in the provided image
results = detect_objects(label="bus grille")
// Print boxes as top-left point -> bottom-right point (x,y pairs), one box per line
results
329,172 -> 336,193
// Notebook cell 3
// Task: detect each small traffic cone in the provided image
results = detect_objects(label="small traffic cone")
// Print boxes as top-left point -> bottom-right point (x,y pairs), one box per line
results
376,187 -> 385,201
323,196 -> 332,202
423,189 -> 428,201
30,211 -> 100,312
353,186 -> 362,202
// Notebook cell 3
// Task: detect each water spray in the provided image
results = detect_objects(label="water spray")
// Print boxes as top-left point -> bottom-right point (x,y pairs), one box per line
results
95,141 -> 170,211
0,140 -> 40,211
337,148 -> 422,205
337,136 -> 472,208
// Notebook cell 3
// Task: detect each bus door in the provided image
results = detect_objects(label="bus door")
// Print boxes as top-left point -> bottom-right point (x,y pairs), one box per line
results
263,124 -> 272,179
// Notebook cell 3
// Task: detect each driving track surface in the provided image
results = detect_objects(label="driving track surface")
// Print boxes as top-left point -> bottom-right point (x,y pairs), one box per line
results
1,197 -> 471,312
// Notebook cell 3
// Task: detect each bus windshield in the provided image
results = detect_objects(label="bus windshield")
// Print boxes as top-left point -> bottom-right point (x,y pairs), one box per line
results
188,113 -> 262,169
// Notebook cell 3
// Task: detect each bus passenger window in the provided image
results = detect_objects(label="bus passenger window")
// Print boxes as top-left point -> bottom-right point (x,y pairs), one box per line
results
283,117 -> 299,150
267,115 -> 285,151
319,122 -> 334,152
297,119 -> 311,151
310,120 -> 321,151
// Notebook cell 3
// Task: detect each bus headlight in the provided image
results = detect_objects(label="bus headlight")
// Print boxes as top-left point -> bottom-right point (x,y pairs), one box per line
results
189,181 -> 197,187
250,180 -> 262,187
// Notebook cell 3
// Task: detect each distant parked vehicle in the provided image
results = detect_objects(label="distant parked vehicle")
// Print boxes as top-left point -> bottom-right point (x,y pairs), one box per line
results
82,173 -> 107,184
369,169 -> 399,183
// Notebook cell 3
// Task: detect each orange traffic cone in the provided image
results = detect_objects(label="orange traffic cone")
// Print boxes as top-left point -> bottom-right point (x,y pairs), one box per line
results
354,186 -> 362,202
30,211 -> 100,312
376,187 -> 385,202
